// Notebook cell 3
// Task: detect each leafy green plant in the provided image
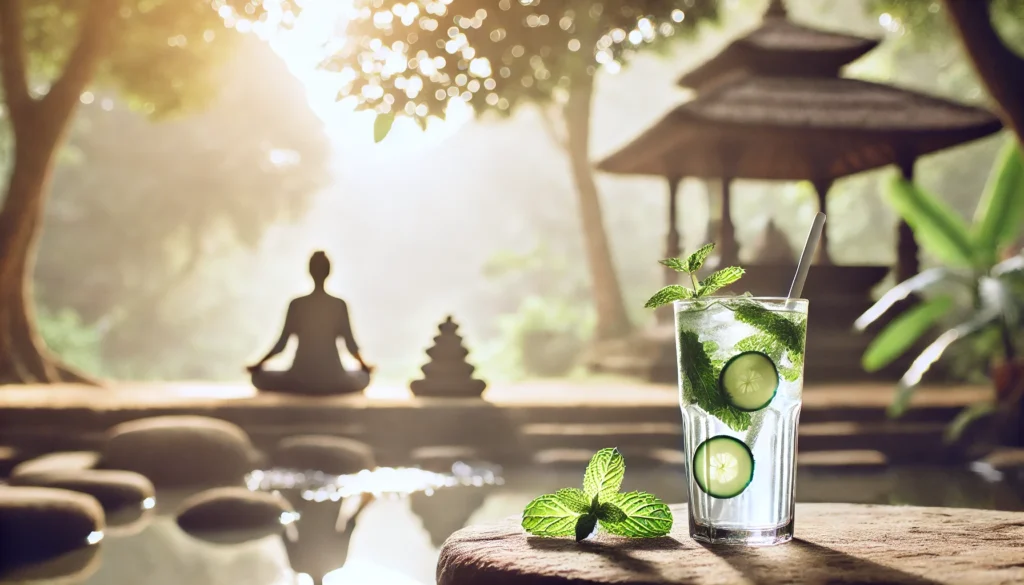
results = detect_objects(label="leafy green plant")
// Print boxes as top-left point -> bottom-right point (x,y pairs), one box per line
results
521,448 -> 672,541
644,243 -> 745,308
857,140 -> 1024,442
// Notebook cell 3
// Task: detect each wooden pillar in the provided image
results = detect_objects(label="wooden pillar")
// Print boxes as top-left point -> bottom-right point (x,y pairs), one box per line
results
658,177 -> 683,325
896,159 -> 920,283
811,179 -> 834,265
719,177 -> 739,266
664,177 -> 682,286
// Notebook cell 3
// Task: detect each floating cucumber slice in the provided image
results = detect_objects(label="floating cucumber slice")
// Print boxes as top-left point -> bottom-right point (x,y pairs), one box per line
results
692,436 -> 754,499
718,351 -> 779,412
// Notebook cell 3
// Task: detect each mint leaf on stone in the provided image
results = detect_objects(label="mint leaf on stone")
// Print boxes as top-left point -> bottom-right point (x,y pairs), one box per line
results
555,488 -> 592,514
583,448 -> 625,501
522,495 -> 583,537
684,243 -> 715,273
575,514 -> 598,542
699,266 -> 745,296
644,285 -> 693,308
600,491 -> 673,538
596,502 -> 627,523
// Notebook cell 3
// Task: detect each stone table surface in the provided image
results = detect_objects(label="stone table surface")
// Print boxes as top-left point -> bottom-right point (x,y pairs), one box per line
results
437,503 -> 1024,585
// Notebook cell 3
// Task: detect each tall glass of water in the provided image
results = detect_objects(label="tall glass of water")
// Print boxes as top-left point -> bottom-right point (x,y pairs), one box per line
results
676,296 -> 808,546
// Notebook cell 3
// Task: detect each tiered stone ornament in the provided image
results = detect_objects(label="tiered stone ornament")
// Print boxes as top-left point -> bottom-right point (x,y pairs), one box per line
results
410,316 -> 487,398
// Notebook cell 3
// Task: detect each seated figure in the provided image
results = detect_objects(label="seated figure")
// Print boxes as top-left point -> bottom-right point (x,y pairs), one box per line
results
247,251 -> 373,395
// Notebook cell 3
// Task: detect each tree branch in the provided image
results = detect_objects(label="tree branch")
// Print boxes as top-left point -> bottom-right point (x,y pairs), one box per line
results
41,0 -> 118,122
0,0 -> 31,121
942,0 -> 1024,142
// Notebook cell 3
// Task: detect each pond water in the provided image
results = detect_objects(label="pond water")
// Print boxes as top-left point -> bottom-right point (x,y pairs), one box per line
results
4,465 -> 1022,585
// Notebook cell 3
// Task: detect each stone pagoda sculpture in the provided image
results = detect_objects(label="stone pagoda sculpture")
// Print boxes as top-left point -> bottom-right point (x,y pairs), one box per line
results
410,316 -> 487,398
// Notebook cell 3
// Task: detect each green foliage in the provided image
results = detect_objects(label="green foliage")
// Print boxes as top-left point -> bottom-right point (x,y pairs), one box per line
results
883,175 -> 976,267
863,296 -> 955,372
35,304 -> 105,375
973,142 -> 1024,263
861,148 -> 1024,434
326,0 -> 719,124
34,35 -> 329,380
681,243 -> 715,274
643,285 -> 693,308
698,266 -> 745,296
522,448 -> 672,541
731,302 -> 806,358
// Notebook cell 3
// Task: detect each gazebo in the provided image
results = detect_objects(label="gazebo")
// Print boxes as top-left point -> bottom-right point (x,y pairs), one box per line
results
593,0 -> 1003,383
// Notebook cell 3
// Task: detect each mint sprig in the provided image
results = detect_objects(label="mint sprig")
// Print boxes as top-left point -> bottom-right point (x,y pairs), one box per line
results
646,243 -> 745,308
678,330 -> 751,432
521,448 -> 673,541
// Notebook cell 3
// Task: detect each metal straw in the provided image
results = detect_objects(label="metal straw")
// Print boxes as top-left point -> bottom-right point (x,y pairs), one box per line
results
787,212 -> 826,299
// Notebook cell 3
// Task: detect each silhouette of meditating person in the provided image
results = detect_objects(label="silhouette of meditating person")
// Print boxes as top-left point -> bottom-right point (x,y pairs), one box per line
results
248,251 -> 373,395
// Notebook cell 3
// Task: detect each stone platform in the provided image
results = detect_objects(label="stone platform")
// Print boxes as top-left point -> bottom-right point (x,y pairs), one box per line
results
0,381 -> 989,468
437,503 -> 1024,584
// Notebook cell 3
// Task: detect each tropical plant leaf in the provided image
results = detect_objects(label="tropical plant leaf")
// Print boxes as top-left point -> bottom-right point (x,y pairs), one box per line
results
889,310 -> 1001,417
973,141 -> 1024,261
522,494 -> 583,537
883,175 -> 976,267
373,113 -> 395,143
698,267 -> 745,296
582,448 -> 625,501
992,253 -> 1024,277
644,285 -> 693,309
944,402 -> 998,444
599,491 -> 673,538
979,276 -> 1020,326
575,514 -> 598,542
554,488 -> 592,514
596,502 -> 628,523
684,243 -> 715,273
854,268 -> 957,331
862,296 -> 954,372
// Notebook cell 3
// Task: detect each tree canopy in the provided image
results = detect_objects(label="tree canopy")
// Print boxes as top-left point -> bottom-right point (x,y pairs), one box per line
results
327,0 -> 719,128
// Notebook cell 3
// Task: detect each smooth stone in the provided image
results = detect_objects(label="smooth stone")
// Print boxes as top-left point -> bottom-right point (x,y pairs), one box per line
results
99,416 -> 256,488
8,469 -> 154,528
411,445 -> 479,473
0,486 -> 105,575
175,486 -> 294,545
10,451 -> 100,477
271,435 -> 375,475
437,503 -> 1024,585
411,486 -> 489,548
0,445 -> 24,478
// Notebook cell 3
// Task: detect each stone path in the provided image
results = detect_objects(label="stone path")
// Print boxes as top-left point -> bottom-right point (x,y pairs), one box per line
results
437,503 -> 1024,585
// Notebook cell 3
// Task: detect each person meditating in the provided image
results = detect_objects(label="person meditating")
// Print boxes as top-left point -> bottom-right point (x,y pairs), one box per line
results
248,251 -> 373,395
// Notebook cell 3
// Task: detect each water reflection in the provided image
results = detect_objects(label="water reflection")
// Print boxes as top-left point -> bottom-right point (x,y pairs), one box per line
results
2,465 -> 1020,585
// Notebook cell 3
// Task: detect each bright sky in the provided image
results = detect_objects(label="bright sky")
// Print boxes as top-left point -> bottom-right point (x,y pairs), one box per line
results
244,0 -> 472,155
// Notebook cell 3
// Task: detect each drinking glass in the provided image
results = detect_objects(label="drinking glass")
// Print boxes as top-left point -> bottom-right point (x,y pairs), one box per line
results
675,297 -> 808,546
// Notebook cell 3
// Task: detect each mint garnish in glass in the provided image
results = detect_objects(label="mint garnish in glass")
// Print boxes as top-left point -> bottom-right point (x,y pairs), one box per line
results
521,448 -> 673,541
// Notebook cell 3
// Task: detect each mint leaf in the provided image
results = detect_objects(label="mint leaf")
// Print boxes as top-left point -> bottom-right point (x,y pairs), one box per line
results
733,301 -> 806,357
522,494 -> 582,537
583,448 -> 625,501
644,285 -> 693,308
554,488 -> 591,514
575,514 -> 598,542
684,243 -> 715,273
699,266 -> 745,296
599,491 -> 673,538
678,330 -> 751,431
659,258 -> 688,272
596,502 -> 627,523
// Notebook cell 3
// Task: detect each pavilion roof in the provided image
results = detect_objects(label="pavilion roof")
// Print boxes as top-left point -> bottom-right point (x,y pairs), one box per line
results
677,3 -> 880,90
596,75 -> 1002,181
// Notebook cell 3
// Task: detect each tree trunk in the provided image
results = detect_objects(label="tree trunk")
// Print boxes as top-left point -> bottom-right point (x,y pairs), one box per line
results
0,111 -> 97,385
942,0 -> 1024,145
563,74 -> 631,340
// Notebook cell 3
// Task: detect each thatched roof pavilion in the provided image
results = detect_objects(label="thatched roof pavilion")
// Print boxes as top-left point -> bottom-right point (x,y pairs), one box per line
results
597,0 -> 1002,280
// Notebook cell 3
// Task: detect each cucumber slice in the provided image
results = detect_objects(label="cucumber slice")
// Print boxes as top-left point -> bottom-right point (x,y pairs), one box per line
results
719,351 -> 779,411
692,436 -> 754,499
